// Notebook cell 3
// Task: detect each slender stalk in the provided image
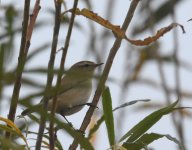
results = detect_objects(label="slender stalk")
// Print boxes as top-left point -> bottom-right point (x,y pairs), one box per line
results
69,0 -> 141,149
27,0 -> 41,42
35,0 -> 61,149
6,0 -> 30,138
62,0 -> 79,55
7,0 -> 41,137
48,1 -> 62,149
36,0 -> 79,149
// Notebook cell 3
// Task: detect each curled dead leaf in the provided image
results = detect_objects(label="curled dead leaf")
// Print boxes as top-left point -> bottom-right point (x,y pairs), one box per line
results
64,8 -> 186,46
125,23 -> 185,46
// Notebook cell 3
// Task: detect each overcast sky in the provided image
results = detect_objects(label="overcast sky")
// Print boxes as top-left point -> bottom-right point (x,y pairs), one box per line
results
1,0 -> 192,149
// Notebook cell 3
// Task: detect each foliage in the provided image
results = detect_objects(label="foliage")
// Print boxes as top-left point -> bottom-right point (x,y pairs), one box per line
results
0,0 -> 191,149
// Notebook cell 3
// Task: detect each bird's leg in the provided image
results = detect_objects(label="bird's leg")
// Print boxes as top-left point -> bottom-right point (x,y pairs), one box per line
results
62,115 -> 75,130
60,114 -> 85,134
85,102 -> 99,109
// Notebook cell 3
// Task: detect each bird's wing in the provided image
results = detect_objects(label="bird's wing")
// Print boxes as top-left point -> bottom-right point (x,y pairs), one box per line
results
57,79 -> 88,96
39,78 -> 88,101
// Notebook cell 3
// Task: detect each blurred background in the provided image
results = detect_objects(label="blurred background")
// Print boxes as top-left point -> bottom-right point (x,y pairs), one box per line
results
0,0 -> 192,149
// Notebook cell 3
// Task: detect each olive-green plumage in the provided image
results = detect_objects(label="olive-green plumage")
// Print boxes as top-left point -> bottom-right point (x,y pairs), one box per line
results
21,61 -> 103,117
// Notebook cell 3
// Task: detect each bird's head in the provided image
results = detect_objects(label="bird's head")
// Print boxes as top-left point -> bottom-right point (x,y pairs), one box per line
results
68,61 -> 103,79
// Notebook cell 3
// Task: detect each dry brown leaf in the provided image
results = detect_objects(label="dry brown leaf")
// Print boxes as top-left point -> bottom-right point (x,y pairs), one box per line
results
126,23 -> 185,46
66,8 -> 125,38
65,8 -> 185,46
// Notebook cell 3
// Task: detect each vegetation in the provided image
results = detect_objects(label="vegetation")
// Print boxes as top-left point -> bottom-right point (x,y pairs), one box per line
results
0,0 -> 192,149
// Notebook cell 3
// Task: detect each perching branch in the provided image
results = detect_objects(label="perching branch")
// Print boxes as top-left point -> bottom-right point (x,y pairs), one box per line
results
48,1 -> 62,150
69,0 -> 141,149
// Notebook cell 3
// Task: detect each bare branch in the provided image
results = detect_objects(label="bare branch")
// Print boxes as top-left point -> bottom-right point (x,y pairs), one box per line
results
6,0 -> 31,138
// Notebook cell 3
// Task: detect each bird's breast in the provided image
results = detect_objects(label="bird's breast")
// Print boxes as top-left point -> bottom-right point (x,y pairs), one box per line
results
57,80 -> 92,106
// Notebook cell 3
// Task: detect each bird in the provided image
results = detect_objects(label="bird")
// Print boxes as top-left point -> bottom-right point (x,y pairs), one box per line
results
21,61 -> 103,118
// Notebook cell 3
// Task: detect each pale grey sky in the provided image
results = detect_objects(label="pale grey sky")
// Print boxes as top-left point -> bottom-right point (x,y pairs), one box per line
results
1,0 -> 192,149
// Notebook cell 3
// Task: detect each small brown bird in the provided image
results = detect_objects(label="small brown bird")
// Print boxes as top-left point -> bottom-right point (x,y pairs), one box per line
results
21,61 -> 103,117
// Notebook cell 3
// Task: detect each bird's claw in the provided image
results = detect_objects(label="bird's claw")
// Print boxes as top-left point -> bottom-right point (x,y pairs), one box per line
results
86,103 -> 99,109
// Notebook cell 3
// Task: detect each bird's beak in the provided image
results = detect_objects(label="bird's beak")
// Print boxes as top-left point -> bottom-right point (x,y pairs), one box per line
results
94,63 -> 104,67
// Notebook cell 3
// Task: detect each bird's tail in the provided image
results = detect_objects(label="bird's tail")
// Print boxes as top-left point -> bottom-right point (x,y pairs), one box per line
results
21,104 -> 42,116
21,108 -> 33,116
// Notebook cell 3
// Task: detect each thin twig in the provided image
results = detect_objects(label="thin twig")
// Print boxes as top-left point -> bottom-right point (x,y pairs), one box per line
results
62,0 -> 79,56
34,0 -> 61,149
6,0 -> 31,138
50,0 -> 79,148
36,0 -> 79,149
48,1 -> 62,150
69,0 -> 141,149
7,0 -> 41,122
27,0 -> 41,42
7,0 -> 40,139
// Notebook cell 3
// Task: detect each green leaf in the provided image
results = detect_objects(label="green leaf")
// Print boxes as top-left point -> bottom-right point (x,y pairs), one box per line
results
119,100 -> 178,142
88,99 -> 150,140
122,143 -> 148,150
0,137 -> 26,150
164,134 -> 184,150
123,133 -> 184,150
19,104 -> 93,149
102,87 -> 115,146
49,114 -> 94,150
24,114 -> 93,150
